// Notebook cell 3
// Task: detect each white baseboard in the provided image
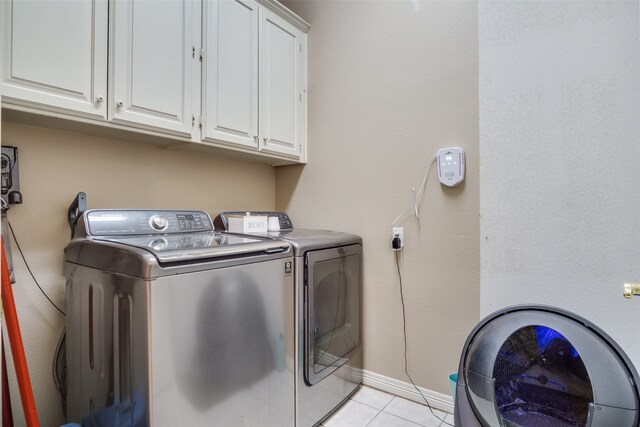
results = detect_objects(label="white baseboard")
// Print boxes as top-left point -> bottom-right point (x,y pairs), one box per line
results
361,369 -> 455,414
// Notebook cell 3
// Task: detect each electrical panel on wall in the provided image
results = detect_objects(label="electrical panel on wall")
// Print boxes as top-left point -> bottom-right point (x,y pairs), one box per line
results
1,146 -> 23,206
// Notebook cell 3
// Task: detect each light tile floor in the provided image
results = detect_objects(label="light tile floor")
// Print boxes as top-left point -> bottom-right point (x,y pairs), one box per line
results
321,386 -> 455,427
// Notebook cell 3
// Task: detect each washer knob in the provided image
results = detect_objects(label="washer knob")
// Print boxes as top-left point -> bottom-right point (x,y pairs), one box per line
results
151,216 -> 168,230
149,238 -> 168,250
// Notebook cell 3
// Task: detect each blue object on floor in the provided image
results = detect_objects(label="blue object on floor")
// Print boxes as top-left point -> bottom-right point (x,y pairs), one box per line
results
449,372 -> 458,402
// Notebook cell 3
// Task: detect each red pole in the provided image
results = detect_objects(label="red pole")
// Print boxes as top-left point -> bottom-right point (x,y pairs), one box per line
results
1,240 -> 39,426
2,337 -> 14,427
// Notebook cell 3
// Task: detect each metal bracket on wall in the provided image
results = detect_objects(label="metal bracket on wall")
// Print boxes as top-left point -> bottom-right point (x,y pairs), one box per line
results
67,192 -> 87,239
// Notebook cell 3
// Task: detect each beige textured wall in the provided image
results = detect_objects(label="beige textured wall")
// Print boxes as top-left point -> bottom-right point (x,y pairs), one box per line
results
277,0 -> 479,395
1,121 -> 275,426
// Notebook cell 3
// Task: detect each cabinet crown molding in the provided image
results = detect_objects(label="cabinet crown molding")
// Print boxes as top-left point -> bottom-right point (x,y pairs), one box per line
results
257,0 -> 310,32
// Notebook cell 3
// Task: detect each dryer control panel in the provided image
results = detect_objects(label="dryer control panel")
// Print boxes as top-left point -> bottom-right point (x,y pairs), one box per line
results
215,211 -> 293,231
85,210 -> 213,236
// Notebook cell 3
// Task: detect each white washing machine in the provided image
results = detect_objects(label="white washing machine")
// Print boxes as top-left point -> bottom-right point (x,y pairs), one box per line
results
215,212 -> 363,427
454,305 -> 640,426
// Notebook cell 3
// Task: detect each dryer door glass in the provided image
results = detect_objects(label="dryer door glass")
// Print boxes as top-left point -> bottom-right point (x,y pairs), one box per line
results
305,245 -> 361,385
493,325 -> 593,427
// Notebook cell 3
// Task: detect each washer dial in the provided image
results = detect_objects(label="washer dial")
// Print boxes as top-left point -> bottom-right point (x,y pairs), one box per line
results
150,215 -> 169,231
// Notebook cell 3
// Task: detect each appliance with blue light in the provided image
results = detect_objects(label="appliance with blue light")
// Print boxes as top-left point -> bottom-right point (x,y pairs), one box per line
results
454,305 -> 640,426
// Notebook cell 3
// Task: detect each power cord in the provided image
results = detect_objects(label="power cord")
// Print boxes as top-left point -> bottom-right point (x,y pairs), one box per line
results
53,327 -> 67,418
392,156 -> 437,227
7,220 -> 65,316
7,219 -> 68,415
395,251 -> 453,427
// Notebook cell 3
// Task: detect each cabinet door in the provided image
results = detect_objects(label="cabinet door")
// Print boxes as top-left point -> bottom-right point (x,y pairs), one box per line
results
0,0 -> 107,119
259,7 -> 305,159
203,0 -> 259,150
110,0 -> 194,137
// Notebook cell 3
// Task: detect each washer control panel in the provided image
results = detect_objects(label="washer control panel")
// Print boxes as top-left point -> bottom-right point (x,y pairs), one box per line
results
86,210 -> 213,236
215,211 -> 293,231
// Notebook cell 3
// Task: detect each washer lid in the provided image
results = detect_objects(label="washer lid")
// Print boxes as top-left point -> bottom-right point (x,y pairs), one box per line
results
95,232 -> 289,263
66,210 -> 292,277
460,306 -> 640,427
265,229 -> 362,255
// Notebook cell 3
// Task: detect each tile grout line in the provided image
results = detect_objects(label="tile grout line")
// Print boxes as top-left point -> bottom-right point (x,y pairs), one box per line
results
349,388 -> 396,412
363,408 -> 383,427
347,396 -> 382,427
329,387 -> 453,427
333,397 -> 383,427
369,408 -> 428,427
347,388 -> 394,427
348,396 -> 385,413
381,395 -> 448,427
380,410 -> 429,427
379,394 -> 395,412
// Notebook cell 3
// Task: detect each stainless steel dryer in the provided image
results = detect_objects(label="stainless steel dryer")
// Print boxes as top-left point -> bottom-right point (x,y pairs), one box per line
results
455,305 -> 640,427
215,212 -> 363,427
65,209 -> 295,427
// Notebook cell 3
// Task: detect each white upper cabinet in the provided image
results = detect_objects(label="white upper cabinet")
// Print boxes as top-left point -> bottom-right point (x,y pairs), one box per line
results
0,0 -> 108,119
203,0 -> 308,161
259,6 -> 305,159
203,0 -> 259,149
110,0 -> 195,137
1,0 -> 308,163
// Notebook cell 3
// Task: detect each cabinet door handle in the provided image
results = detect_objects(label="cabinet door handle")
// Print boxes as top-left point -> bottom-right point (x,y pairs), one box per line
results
263,137 -> 269,143
96,96 -> 104,103
117,100 -> 124,108
254,135 -> 258,143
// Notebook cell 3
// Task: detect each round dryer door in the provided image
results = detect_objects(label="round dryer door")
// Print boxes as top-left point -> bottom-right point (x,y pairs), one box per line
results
462,306 -> 640,427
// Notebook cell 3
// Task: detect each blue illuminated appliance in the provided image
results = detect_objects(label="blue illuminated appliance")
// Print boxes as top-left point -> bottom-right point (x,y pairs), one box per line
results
454,305 -> 640,427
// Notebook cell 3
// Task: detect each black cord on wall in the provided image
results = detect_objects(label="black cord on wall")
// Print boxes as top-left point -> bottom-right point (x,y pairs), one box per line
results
53,328 -> 67,418
395,250 -> 453,427
7,220 -> 65,316
7,219 -> 68,414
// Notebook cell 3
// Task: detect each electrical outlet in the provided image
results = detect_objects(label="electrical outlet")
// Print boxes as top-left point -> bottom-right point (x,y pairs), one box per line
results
392,227 -> 403,251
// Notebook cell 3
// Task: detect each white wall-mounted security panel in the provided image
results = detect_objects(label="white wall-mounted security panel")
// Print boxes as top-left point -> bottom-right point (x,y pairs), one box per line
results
437,147 -> 465,187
